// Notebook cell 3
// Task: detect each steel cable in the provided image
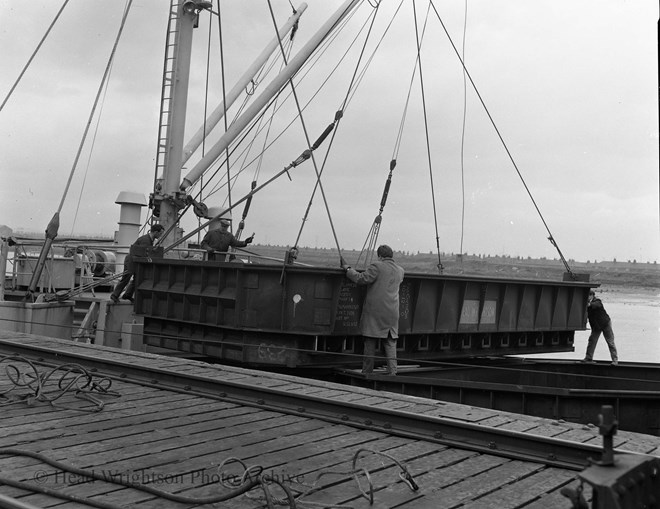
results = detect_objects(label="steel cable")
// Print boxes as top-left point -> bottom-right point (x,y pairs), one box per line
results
412,0 -> 444,273
0,449 -> 261,508
428,0 -> 575,277
0,447 -> 414,509
0,0 -> 71,113
0,355 -> 120,412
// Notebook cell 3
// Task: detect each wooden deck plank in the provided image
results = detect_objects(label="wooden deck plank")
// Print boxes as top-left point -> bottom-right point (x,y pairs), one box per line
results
290,441 -> 449,508
0,403 -> 269,474
0,385 -> 185,427
73,417 -> 319,469
12,494 -> 94,509
66,415 -> 314,468
1,417 -> 326,506
551,426 -> 600,444
112,432 -> 407,507
216,437 -> 419,509
182,437 -> 428,509
458,467 -> 578,508
1,414 -> 258,480
384,460 -> 544,509
4,334 -> 656,452
52,423 -> 357,507
346,448 -> 480,509
368,399 -> 416,410
487,418 -> 540,433
522,422 -> 571,439
335,395 -> 396,406
476,414 -> 518,427
432,460 -> 544,508
7,432 -> 418,508
0,392 -> 214,442
38,407 -> 274,458
301,451 -> 513,507
521,478 -> 592,509
2,334 -> 660,508
424,405 -> 500,422
246,433 -> 413,480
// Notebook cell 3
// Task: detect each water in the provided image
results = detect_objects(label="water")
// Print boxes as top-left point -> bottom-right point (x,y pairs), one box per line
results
527,287 -> 660,363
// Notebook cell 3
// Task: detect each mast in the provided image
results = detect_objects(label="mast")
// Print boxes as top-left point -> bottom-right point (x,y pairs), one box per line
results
154,0 -> 211,247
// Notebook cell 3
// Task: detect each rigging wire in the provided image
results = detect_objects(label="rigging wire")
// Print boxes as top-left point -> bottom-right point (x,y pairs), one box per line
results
216,1 -> 233,222
230,39 -> 296,232
234,41 -> 296,242
265,0 -> 360,263
412,0 -> 444,272
428,0 -> 575,277
203,5 -> 296,236
70,64 -> 114,235
191,74 -> 290,206
287,1 -> 385,266
356,0 -> 415,268
189,91 -> 287,205
340,4 -> 404,111
251,39 -> 296,184
189,11 -> 296,210
192,3 -> 395,263
68,0 -> 133,234
161,92 -> 349,253
200,9 -> 366,204
0,0 -> 71,113
459,0 -> 469,264
178,4 -> 388,251
196,6 -> 364,198
196,5 -> 215,245
55,0 -> 134,217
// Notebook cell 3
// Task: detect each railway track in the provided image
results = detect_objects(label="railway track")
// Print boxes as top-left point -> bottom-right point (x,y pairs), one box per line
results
0,338 -> 624,472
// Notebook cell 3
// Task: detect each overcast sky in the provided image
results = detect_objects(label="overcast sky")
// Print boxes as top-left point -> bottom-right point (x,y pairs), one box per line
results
0,1 -> 658,263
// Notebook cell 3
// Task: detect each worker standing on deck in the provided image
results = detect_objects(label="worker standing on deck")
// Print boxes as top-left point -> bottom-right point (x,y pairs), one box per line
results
200,215 -> 253,261
582,289 -> 619,365
110,224 -> 164,304
344,245 -> 404,375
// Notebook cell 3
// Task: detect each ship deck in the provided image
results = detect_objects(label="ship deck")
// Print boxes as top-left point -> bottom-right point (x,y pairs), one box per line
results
1,331 -> 659,508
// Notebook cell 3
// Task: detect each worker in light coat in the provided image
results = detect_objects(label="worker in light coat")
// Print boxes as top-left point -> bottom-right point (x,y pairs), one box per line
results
344,244 -> 404,375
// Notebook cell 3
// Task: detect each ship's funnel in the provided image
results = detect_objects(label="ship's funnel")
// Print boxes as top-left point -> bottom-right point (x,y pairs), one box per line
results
115,192 -> 147,271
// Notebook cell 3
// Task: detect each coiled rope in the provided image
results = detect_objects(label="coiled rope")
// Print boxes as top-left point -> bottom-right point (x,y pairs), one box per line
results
0,355 -> 120,412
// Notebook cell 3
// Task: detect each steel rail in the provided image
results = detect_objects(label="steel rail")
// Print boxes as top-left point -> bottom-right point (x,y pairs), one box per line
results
0,338 -> 624,471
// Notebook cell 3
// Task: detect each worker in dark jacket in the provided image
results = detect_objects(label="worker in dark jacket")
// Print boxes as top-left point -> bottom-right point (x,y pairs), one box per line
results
582,289 -> 618,365
344,244 -> 404,375
200,217 -> 253,261
110,224 -> 164,304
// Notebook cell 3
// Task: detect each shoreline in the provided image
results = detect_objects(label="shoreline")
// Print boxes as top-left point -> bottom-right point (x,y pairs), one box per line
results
597,284 -> 659,298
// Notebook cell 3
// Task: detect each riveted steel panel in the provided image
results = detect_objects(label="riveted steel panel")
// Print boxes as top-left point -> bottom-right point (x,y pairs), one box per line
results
135,259 -> 594,366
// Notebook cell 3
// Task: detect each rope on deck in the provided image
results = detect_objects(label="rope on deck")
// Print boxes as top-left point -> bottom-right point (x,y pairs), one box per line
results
0,447 -> 418,509
0,355 -> 120,412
